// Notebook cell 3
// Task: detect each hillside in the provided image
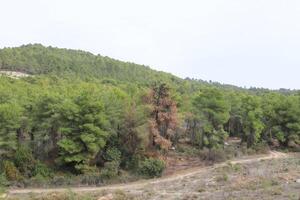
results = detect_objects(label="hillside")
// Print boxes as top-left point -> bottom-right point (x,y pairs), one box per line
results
0,44 -> 182,85
0,44 -> 298,94
0,44 -> 299,200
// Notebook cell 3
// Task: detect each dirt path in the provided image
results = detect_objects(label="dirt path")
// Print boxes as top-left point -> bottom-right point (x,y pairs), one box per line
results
8,151 -> 288,195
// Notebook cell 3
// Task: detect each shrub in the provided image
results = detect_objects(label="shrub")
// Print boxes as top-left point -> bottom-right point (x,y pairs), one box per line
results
209,148 -> 226,162
199,148 -> 226,162
51,175 -> 72,186
123,154 -> 142,170
246,148 -> 256,155
287,134 -> 300,149
138,158 -> 165,178
231,163 -> 242,172
100,161 -> 120,179
224,146 -> 239,159
33,161 -> 53,178
104,147 -> 121,162
0,173 -> 9,187
80,173 -> 102,185
176,145 -> 200,156
25,174 -> 49,187
14,146 -> 36,177
100,148 -> 122,179
253,142 -> 270,154
3,161 -> 22,181
216,173 -> 229,182
75,164 -> 99,174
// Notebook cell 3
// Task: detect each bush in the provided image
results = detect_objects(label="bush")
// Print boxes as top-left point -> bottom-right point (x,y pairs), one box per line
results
104,147 -> 121,162
176,145 -> 200,156
124,154 -> 142,170
75,164 -> 99,174
0,173 -> 9,187
3,161 -> 22,181
253,142 -> 270,154
100,148 -> 122,179
80,173 -> 102,185
138,158 -> 165,178
100,161 -> 120,179
14,146 -> 36,177
33,161 -> 53,178
25,174 -> 49,187
224,146 -> 239,159
51,175 -> 72,186
199,148 -> 226,162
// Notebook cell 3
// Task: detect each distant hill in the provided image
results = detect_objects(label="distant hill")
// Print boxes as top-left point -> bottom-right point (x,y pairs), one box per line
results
0,44 -> 297,93
0,44 -> 182,85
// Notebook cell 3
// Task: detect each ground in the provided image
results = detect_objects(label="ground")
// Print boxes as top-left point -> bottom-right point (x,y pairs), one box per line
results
0,71 -> 31,79
6,151 -> 300,200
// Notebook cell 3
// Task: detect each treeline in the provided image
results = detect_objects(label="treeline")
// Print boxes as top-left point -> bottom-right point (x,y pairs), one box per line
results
0,45 -> 299,188
0,77 -> 181,183
188,88 -> 300,149
0,76 -> 299,185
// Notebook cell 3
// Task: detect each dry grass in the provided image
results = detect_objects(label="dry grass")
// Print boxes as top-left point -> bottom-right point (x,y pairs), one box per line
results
7,153 -> 300,200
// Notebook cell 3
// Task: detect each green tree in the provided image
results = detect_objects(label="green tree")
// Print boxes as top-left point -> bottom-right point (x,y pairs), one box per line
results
32,94 -> 63,159
240,95 -> 265,147
192,87 -> 230,149
56,92 -> 110,173
0,103 -> 23,154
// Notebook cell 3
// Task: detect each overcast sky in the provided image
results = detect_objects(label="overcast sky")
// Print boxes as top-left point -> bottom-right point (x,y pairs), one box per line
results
1,0 -> 300,89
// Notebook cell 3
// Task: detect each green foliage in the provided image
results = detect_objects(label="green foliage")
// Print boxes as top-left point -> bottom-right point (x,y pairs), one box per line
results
192,87 -> 230,149
261,93 -> 300,149
0,173 -> 9,187
138,158 -> 165,178
33,161 -> 53,178
100,161 -> 120,179
3,161 -> 22,181
240,95 -> 265,147
100,148 -> 122,179
0,44 -> 182,85
0,103 -> 23,152
14,146 -> 36,177
104,148 -> 121,162
54,92 -> 111,173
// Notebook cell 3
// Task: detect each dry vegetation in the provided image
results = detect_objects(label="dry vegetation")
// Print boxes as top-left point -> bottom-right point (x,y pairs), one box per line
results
6,153 -> 299,200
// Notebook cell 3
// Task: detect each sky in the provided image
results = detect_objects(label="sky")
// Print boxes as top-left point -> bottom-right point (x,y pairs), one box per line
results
0,0 -> 300,89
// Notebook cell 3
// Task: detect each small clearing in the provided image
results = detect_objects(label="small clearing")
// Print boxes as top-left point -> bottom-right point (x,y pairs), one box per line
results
0,71 -> 31,79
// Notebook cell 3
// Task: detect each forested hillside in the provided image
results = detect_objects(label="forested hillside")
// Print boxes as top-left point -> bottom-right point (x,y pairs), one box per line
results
0,44 -> 182,85
0,44 -> 299,190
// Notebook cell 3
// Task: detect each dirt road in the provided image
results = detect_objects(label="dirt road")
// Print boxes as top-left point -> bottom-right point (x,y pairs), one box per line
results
8,151 -> 288,195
